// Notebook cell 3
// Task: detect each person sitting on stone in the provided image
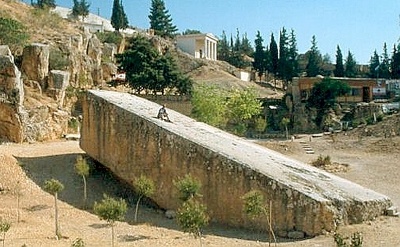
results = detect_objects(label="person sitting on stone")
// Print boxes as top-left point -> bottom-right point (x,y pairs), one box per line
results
157,104 -> 170,122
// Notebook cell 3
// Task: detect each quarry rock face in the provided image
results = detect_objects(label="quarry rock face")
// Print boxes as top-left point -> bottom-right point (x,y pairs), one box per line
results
48,70 -> 70,107
0,46 -> 25,142
81,90 -> 392,237
21,43 -> 50,87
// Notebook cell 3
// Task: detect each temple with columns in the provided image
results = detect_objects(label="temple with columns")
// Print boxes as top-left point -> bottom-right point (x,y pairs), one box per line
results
176,33 -> 218,61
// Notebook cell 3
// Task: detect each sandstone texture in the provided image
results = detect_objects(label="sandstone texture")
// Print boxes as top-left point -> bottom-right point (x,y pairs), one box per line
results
80,90 -> 392,237
0,46 -> 24,142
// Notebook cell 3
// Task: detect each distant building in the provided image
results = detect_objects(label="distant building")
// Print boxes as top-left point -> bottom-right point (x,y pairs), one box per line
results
176,33 -> 218,61
290,77 -> 377,104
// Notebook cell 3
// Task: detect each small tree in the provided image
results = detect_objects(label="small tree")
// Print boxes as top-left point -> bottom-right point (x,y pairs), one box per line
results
242,190 -> 276,246
174,175 -> 208,247
44,179 -> 64,240
0,220 -> 11,247
93,194 -> 127,247
281,117 -> 290,140
176,198 -> 209,247
71,237 -> 85,247
133,175 -> 155,222
75,155 -> 90,208
174,174 -> 202,201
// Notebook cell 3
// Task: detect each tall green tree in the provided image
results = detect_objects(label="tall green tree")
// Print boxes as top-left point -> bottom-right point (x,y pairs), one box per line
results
217,31 -> 230,61
149,0 -> 177,38
269,33 -> 279,78
253,31 -> 266,81
37,0 -> 56,8
44,179 -> 64,240
391,44 -> 400,79
240,32 -> 253,57
287,29 -> 299,81
306,35 -> 322,77
111,0 -> 129,32
334,45 -> 344,77
369,50 -> 380,78
116,35 -> 191,94
380,42 -> 391,79
344,51 -> 357,77
278,27 -> 289,79
71,0 -> 90,21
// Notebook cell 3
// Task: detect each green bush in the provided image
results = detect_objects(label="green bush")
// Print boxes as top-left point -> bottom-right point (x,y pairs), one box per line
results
0,17 -> 29,54
96,31 -> 122,45
49,48 -> 69,70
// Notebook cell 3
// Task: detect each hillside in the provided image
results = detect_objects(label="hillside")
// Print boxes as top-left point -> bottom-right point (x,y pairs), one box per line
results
0,0 -> 281,99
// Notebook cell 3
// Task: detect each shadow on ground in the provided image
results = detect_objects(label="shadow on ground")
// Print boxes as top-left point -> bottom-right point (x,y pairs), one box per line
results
15,153 -> 302,244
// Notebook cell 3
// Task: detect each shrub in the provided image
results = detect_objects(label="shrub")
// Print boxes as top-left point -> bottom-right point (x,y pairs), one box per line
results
0,17 -> 29,54
96,31 -> 122,45
174,174 -> 201,201
311,155 -> 331,168
49,48 -> 69,70
334,232 -> 363,247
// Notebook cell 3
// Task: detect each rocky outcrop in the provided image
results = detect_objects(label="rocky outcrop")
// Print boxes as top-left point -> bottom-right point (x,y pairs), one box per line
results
0,46 -> 25,142
48,70 -> 70,107
81,90 -> 392,237
21,43 -> 50,87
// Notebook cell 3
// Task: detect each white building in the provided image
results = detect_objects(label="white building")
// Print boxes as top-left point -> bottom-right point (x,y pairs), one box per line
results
176,33 -> 218,61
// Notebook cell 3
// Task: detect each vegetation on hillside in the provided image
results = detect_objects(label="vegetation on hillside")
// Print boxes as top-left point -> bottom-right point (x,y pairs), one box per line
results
307,78 -> 351,127
191,85 -> 264,136
0,17 -> 29,54
116,34 -> 192,95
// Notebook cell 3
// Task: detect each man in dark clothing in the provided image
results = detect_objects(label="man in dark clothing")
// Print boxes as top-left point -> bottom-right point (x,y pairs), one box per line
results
157,104 -> 170,122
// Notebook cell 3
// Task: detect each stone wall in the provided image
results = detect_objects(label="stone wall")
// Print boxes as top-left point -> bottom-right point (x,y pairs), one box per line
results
81,90 -> 392,237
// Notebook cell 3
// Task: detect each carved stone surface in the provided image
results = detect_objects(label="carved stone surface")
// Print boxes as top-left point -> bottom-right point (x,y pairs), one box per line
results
80,90 -> 392,237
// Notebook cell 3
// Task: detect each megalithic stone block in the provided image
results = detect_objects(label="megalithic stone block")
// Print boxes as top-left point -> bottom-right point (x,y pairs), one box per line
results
80,90 -> 392,237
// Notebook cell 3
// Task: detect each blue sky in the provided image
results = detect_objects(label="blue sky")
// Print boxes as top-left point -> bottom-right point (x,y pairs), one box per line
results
24,0 -> 400,64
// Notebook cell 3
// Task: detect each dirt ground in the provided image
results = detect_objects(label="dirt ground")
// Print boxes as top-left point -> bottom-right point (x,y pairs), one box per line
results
1,122 -> 400,246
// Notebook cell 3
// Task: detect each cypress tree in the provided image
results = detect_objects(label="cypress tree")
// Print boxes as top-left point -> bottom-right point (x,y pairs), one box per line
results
287,29 -> 299,80
269,33 -> 278,77
111,0 -> 129,32
380,42 -> 391,79
253,31 -> 265,81
306,35 -> 322,77
369,50 -> 380,78
344,51 -> 357,78
334,45 -> 344,77
391,44 -> 400,79
217,31 -> 230,61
